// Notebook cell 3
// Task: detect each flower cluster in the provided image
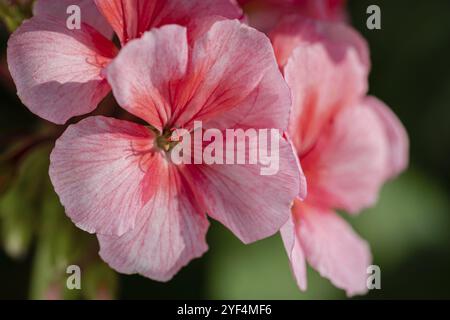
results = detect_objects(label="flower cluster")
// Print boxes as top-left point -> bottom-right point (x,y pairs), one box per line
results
7,0 -> 408,296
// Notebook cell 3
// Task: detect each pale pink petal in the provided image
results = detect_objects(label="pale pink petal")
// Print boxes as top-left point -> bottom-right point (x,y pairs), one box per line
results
182,136 -> 300,244
106,25 -> 189,131
365,96 -> 409,179
294,202 -> 372,296
33,0 -> 113,38
284,44 -> 367,156
285,133 -> 307,200
107,21 -> 290,132
94,0 -> 242,44
49,116 -> 157,236
271,15 -> 369,69
200,41 -> 292,132
172,20 -> 287,130
270,16 -> 369,155
98,164 -> 209,282
7,17 -> 117,124
280,212 -> 307,291
301,104 -> 389,213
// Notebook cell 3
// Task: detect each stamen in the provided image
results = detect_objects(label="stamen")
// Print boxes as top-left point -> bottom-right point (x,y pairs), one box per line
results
155,128 -> 179,152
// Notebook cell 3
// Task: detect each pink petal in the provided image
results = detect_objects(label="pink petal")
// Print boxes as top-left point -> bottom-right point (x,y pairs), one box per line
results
182,136 -> 300,244
98,164 -> 209,282
365,96 -> 409,180
280,212 -> 307,291
7,17 -> 117,124
199,33 -> 292,132
294,202 -> 372,297
172,19 -> 288,130
107,20 -> 290,132
33,0 -> 113,38
50,116 -> 210,281
106,25 -> 189,131
93,0 -> 160,44
270,16 -> 369,155
301,104 -> 389,214
285,133 -> 307,200
285,44 -> 367,156
271,15 -> 369,69
94,0 -> 242,44
49,116 -> 157,236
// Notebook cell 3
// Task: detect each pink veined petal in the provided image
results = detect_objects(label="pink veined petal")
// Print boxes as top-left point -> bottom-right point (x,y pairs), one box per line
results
172,19 -> 286,130
365,96 -> 409,180
284,43 -> 368,156
106,25 -> 189,132
33,0 -> 114,38
50,116 -> 210,281
186,14 -> 248,45
270,16 -> 369,155
280,212 -> 307,291
200,39 -> 292,132
94,0 -> 243,44
182,136 -> 300,244
301,104 -> 389,214
93,0 -> 161,44
107,20 -> 290,133
7,16 -> 117,124
49,116 -> 157,236
293,202 -> 372,297
98,164 -> 209,282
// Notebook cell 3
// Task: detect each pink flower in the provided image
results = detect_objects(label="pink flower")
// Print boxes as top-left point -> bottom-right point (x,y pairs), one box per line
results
270,16 -> 409,296
237,0 -> 346,32
7,0 -> 243,124
49,20 -> 305,281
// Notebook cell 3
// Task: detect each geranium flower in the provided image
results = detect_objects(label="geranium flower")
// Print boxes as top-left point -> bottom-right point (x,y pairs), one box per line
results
7,0 -> 242,124
49,20 -> 305,281
270,16 -> 409,296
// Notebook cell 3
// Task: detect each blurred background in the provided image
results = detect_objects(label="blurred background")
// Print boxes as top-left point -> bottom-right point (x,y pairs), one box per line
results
0,0 -> 449,299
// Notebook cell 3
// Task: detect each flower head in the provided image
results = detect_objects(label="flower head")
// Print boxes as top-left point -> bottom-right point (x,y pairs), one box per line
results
271,15 -> 409,296
49,20 -> 304,281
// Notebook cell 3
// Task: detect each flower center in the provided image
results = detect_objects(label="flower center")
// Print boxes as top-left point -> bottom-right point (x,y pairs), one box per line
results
155,128 -> 178,152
